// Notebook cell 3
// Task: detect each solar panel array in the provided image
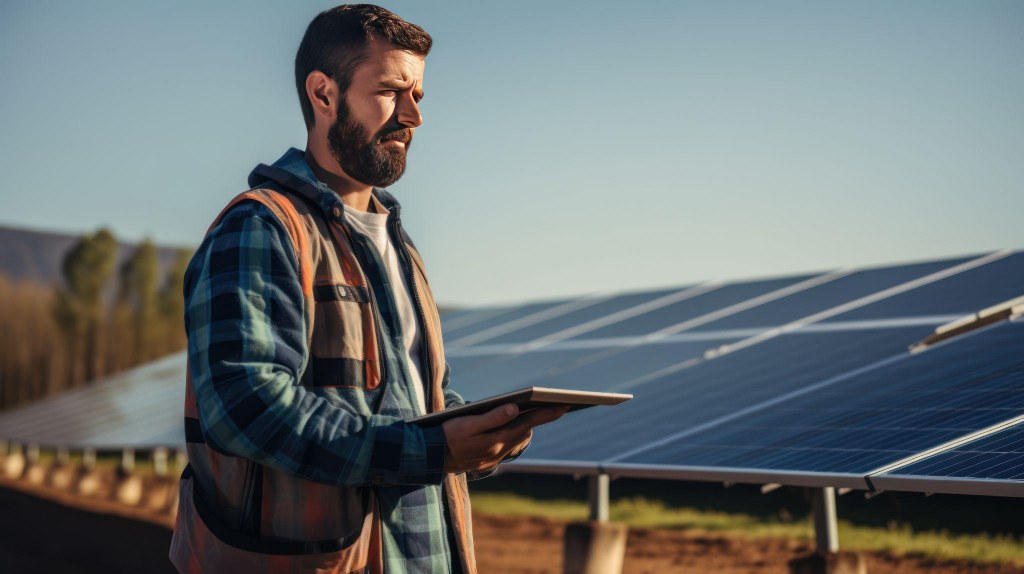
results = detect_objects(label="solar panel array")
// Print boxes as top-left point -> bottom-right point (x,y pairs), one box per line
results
0,352 -> 186,448
444,250 -> 1024,496
1,250 -> 1021,497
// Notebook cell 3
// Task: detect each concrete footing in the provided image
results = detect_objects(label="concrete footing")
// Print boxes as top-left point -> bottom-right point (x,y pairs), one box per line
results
789,552 -> 868,574
47,464 -> 78,490
23,461 -> 49,485
114,473 -> 144,506
563,520 -> 628,574
76,468 -> 114,498
3,452 -> 26,480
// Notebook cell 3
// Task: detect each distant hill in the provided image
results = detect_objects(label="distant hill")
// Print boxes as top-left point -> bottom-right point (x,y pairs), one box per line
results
0,224 -> 191,285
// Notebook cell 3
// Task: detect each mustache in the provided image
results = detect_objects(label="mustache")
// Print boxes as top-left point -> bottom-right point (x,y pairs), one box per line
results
378,127 -> 412,144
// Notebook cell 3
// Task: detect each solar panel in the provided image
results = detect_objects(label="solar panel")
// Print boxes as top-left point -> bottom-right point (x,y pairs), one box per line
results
882,421 -> 1024,481
448,348 -> 602,400
610,320 -> 1024,478
441,298 -> 578,340
525,337 -> 742,393
822,251 -> 1024,323
450,337 -> 740,401
0,352 -> 186,448
468,287 -> 688,346
566,274 -> 823,341
521,325 -> 935,463
689,256 -> 976,332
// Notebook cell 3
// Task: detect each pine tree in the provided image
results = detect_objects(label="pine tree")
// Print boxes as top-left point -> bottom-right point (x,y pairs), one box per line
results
117,239 -> 161,363
158,248 -> 191,353
52,228 -> 118,386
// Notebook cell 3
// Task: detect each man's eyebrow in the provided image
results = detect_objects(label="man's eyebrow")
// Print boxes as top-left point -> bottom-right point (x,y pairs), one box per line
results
378,79 -> 424,100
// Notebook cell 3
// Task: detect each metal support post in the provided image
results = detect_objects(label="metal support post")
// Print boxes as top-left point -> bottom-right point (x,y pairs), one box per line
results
811,486 -> 839,555
588,473 -> 610,522
153,447 -> 168,476
83,447 -> 97,470
121,448 -> 135,473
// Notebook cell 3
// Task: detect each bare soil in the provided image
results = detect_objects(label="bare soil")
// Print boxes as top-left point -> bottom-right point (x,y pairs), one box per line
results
473,513 -> 1024,574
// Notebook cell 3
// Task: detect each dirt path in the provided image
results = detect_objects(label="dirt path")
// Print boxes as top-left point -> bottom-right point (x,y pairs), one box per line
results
472,513 -> 1024,574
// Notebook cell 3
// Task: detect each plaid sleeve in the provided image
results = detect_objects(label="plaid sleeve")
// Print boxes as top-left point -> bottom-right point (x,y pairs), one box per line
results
184,201 -> 447,487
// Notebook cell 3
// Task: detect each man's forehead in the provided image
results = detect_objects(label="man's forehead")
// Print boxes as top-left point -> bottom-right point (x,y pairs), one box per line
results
357,38 -> 425,83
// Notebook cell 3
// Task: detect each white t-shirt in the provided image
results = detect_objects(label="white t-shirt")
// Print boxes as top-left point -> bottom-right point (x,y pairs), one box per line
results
343,198 -> 428,415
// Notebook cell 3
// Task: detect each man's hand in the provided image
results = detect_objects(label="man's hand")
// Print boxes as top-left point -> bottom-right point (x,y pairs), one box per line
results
441,403 -> 570,475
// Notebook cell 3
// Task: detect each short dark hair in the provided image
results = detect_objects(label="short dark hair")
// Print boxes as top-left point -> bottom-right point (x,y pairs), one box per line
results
295,4 -> 432,129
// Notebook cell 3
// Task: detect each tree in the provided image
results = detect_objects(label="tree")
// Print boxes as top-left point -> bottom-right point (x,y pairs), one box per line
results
159,248 -> 191,353
117,239 -> 161,363
52,228 -> 118,386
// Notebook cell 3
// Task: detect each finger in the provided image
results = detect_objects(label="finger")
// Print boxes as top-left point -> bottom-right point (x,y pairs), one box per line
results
492,425 -> 535,456
461,403 -> 520,433
509,405 -> 571,431
506,430 -> 532,458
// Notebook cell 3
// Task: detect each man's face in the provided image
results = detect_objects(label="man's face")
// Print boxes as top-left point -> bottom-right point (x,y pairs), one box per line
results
327,37 -> 426,188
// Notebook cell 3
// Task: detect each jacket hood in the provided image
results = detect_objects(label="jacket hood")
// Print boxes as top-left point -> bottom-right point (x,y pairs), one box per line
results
247,147 -> 403,217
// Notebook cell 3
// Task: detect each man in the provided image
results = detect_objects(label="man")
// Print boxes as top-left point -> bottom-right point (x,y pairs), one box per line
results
169,5 -> 567,573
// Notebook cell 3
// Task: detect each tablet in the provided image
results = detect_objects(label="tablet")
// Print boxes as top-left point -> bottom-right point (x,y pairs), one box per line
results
407,387 -> 633,428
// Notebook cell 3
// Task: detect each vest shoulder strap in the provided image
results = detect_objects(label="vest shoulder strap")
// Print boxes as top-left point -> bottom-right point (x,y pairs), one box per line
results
208,189 -> 315,299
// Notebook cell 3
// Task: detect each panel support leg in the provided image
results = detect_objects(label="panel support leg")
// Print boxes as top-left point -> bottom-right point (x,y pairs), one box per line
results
812,487 -> 839,555
566,473 -> 626,574
588,473 -> 609,522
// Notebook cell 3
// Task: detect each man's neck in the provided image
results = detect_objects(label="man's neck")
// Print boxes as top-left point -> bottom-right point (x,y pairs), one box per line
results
303,142 -> 374,212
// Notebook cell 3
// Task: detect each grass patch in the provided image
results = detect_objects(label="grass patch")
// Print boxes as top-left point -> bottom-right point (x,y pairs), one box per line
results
471,492 -> 1024,566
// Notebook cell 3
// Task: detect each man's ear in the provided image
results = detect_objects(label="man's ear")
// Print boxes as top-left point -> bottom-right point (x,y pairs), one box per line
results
305,71 -> 337,127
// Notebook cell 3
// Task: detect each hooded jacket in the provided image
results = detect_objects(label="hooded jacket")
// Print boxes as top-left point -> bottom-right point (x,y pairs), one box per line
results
169,147 -> 482,573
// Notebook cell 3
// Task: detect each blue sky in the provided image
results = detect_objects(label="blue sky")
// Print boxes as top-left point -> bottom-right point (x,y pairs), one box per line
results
2,1 -> 1021,306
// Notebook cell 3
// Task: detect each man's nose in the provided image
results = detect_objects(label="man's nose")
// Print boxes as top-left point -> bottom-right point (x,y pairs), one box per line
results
396,91 -> 423,128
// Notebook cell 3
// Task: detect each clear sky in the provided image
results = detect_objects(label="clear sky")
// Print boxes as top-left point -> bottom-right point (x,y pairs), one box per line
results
2,1 -> 1021,307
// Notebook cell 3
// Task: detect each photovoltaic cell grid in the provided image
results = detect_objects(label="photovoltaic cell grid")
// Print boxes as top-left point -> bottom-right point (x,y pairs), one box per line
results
470,287 -> 687,346
451,338 -> 741,401
885,421 -> 1024,481
822,251 -> 1024,323
517,252 -> 1024,475
0,352 -> 186,448
447,256 -> 979,405
441,298 -> 576,340
689,256 -> 976,332
566,274 -> 821,340
611,320 -> 1024,476
523,326 -> 937,462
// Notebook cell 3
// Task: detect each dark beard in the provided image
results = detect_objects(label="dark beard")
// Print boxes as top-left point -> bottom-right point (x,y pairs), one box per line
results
327,102 -> 411,188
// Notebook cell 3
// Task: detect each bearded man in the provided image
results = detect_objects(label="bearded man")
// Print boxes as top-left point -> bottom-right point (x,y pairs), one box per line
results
169,5 -> 567,573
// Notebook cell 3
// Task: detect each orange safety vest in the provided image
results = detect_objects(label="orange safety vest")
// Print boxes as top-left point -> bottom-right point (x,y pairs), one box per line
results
169,186 -> 476,573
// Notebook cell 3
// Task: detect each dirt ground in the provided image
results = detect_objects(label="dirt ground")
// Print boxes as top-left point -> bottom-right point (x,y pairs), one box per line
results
473,513 -> 1024,574
1,481 -> 1021,574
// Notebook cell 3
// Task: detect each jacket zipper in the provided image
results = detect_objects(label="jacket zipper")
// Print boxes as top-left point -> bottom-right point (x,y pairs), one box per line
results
387,213 -> 433,413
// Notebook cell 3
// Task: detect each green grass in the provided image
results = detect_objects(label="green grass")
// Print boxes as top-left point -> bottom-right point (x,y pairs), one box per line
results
471,492 -> 1024,566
